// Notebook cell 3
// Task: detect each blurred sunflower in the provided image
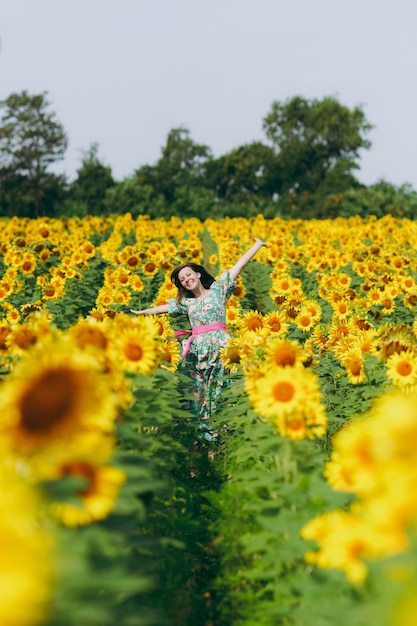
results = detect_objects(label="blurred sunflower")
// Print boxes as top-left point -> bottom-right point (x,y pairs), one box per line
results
130,274 -> 145,292
19,253 -> 37,276
48,461 -> 125,527
0,320 -> 12,355
6,323 -> 39,357
41,276 -> 65,301
6,306 -> 21,325
341,350 -> 367,385
0,342 -> 117,456
0,464 -> 54,626
232,277 -> 246,299
385,350 -> 417,392
265,338 -> 305,368
247,365 -> 321,421
69,318 -> 110,353
159,338 -> 181,372
220,338 -> 243,373
275,400 -> 327,440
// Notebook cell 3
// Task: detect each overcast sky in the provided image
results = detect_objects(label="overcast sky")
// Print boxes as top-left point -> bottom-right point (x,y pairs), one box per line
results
1,0 -> 417,189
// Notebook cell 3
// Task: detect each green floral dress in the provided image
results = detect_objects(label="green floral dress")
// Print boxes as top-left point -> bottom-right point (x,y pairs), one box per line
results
167,270 -> 236,440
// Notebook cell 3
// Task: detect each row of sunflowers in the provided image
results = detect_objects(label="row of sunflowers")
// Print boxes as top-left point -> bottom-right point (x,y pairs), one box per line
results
1,212 -> 417,625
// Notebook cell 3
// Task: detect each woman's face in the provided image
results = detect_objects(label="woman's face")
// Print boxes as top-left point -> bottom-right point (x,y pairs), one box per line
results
177,266 -> 201,291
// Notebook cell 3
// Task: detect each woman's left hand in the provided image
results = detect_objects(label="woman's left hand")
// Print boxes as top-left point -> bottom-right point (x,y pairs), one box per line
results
255,237 -> 268,247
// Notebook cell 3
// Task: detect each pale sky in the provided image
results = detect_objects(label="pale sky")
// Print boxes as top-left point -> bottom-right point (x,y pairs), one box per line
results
1,0 -> 417,189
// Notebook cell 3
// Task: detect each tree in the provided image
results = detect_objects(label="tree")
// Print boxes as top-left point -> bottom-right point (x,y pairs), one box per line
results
0,90 -> 68,217
204,141 -> 279,202
136,127 -> 211,205
69,143 -> 115,215
263,96 -> 373,198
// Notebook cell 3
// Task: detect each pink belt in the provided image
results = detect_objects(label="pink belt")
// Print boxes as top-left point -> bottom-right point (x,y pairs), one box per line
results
175,322 -> 227,359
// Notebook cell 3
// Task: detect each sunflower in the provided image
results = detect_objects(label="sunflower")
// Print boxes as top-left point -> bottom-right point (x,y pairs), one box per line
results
377,324 -> 417,360
142,261 -> 159,277
6,306 -> 21,325
110,323 -> 159,375
265,338 -> 305,368
130,275 -> 145,292
19,253 -> 37,276
301,508 -> 378,584
341,350 -> 367,385
331,299 -> 351,320
0,465 -> 53,626
159,338 -> 181,372
275,400 -> 327,440
385,350 -> 417,391
381,296 -> 395,315
150,314 -> 172,339
238,310 -> 265,333
125,253 -> 141,270
263,310 -> 289,335
247,365 -> 321,420
6,324 -> 39,356
69,318 -> 110,352
0,321 -> 12,354
367,288 -> 383,306
220,338 -> 243,373
48,461 -> 125,527
232,277 -> 246,299
294,307 -> 316,332
0,341 -> 118,455
41,276 -> 65,301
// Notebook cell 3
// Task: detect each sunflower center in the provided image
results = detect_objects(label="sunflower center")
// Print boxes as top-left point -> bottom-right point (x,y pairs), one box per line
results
287,417 -> 303,431
247,318 -> 263,331
20,368 -> 80,432
15,328 -> 37,350
397,361 -> 412,377
348,358 -> 362,376
61,462 -> 95,496
127,256 -> 139,268
299,315 -> 311,327
272,381 -> 295,403
76,327 -> 107,349
273,347 -> 296,367
269,320 -> 282,332
124,342 -> 143,361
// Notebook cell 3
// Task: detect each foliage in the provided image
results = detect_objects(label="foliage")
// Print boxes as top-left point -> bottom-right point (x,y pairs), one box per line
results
263,95 -> 372,196
5,90 -> 415,221
204,141 -> 279,202
69,143 -> 115,215
0,90 -> 68,217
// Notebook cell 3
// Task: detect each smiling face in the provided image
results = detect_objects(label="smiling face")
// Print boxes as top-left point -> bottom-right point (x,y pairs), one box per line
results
177,266 -> 201,292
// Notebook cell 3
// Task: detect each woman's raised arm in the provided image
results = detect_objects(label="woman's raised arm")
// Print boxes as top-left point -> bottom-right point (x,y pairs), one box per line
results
229,238 -> 267,282
130,304 -> 169,315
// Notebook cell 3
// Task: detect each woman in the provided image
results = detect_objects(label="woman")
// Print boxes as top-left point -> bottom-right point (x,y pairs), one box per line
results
131,237 -> 267,440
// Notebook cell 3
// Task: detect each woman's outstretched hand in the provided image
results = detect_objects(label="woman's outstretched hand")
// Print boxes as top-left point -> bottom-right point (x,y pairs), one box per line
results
130,309 -> 142,315
255,237 -> 268,247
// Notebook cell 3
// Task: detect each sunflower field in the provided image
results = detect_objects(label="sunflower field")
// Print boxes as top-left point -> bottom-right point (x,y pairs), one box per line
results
1,212 -> 417,626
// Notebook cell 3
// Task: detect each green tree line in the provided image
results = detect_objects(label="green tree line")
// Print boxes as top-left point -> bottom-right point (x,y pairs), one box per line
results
1,90 -> 417,219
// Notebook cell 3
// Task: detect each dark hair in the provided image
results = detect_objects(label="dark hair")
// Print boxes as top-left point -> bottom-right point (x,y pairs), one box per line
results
170,263 -> 215,302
